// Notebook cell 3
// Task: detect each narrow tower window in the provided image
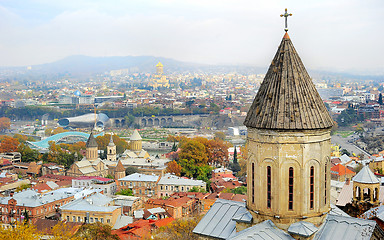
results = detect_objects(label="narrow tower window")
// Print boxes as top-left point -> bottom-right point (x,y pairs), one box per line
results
310,166 -> 314,209
267,166 -> 271,209
252,163 -> 255,203
289,167 -> 294,210
324,163 -> 327,205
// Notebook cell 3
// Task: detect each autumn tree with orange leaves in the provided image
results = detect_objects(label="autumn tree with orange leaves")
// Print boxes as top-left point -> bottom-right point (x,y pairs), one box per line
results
0,135 -> 19,153
0,117 -> 11,132
166,160 -> 182,176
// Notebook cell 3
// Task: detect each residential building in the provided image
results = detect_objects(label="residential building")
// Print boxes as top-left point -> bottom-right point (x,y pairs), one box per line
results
117,173 -> 159,198
72,176 -> 117,196
330,164 -> 356,182
0,188 -> 80,224
60,192 -> 121,226
157,173 -> 206,198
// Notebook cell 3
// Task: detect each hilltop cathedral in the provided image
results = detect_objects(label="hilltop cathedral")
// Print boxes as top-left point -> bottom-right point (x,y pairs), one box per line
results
193,9 -> 384,240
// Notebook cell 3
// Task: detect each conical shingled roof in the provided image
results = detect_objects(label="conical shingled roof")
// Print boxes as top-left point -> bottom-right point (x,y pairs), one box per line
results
108,134 -> 115,147
115,160 -> 125,172
86,132 -> 98,148
244,32 -> 333,130
352,165 -> 379,184
130,129 -> 142,141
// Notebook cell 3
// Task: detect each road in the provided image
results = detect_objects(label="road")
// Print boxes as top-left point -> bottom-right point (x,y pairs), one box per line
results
331,134 -> 371,159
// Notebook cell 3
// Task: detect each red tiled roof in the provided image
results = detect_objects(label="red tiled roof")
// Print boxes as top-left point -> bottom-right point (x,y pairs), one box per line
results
154,217 -> 174,228
331,164 -> 355,176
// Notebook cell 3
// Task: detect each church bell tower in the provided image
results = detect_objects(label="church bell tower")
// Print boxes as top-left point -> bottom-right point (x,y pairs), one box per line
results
244,11 -> 334,229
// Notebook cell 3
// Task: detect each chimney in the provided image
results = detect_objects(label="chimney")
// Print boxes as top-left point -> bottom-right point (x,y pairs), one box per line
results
346,178 -> 350,185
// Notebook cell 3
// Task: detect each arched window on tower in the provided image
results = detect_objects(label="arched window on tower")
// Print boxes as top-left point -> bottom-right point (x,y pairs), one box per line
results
267,166 -> 271,209
252,163 -> 255,204
324,162 -> 327,205
310,166 -> 314,209
289,167 -> 294,210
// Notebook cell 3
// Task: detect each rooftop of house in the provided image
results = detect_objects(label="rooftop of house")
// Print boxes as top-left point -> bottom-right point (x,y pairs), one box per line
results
158,173 -> 205,186
118,173 -> 159,182
0,187 -> 81,207
60,192 -> 120,212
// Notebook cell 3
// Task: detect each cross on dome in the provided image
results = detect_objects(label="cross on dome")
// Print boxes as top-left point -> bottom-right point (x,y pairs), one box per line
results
280,8 -> 292,32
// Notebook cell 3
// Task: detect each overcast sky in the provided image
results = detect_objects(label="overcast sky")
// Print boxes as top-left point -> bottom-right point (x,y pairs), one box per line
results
0,0 -> 383,74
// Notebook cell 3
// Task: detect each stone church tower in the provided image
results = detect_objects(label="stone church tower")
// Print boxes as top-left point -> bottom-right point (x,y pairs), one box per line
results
129,129 -> 142,153
86,132 -> 98,162
107,134 -> 117,161
244,32 -> 334,229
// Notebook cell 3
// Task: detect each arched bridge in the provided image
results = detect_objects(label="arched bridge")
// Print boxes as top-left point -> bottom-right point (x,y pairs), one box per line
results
27,131 -> 104,150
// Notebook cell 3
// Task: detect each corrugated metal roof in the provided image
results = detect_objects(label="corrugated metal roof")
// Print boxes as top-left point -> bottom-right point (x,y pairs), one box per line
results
158,173 -> 205,186
228,220 -> 294,240
288,221 -> 318,237
232,211 -> 252,223
361,205 -> 384,222
60,192 -> 120,212
330,204 -> 350,217
113,215 -> 133,230
352,165 -> 379,184
314,214 -> 377,240
193,199 -> 248,239
335,183 -> 353,207
118,173 -> 159,182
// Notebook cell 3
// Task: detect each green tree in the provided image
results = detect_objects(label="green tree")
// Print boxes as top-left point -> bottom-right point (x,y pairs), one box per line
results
18,143 -> 40,162
116,188 -> 133,196
188,186 -> 207,193
379,93 -> 383,105
231,186 -> 247,195
125,166 -> 139,176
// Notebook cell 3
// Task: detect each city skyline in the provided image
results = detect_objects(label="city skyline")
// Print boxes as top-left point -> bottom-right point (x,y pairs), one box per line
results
0,0 -> 383,75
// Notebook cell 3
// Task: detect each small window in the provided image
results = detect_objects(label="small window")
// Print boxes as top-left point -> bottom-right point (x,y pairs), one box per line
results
78,216 -> 81,222
73,216 -> 76,222
95,218 -> 98,222
90,217 -> 94,223
67,216 -> 69,222
267,166 -> 271,208
310,166 -> 315,209
288,167 -> 294,210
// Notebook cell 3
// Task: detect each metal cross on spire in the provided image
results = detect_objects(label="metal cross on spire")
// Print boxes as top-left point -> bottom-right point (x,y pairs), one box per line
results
280,8 -> 292,32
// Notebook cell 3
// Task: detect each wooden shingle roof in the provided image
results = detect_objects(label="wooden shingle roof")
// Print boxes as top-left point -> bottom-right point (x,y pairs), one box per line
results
244,32 -> 333,130
86,132 -> 98,148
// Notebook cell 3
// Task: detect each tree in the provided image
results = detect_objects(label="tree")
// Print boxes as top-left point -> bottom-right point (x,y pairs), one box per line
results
125,166 -> 139,176
179,139 -> 208,178
214,132 -> 226,141
18,143 -> 40,162
75,222 -> 119,240
16,184 -> 32,192
96,134 -> 128,154
188,186 -> 207,193
51,127 -> 68,135
116,188 -> 133,196
0,222 -> 41,240
152,215 -> 202,240
231,186 -> 247,195
171,141 -> 178,152
379,93 -> 383,105
105,174 -> 114,179
0,117 -> 11,132
0,135 -> 20,153
166,160 -> 182,176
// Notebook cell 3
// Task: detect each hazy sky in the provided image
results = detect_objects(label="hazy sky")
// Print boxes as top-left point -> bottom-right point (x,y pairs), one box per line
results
0,0 -> 383,74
